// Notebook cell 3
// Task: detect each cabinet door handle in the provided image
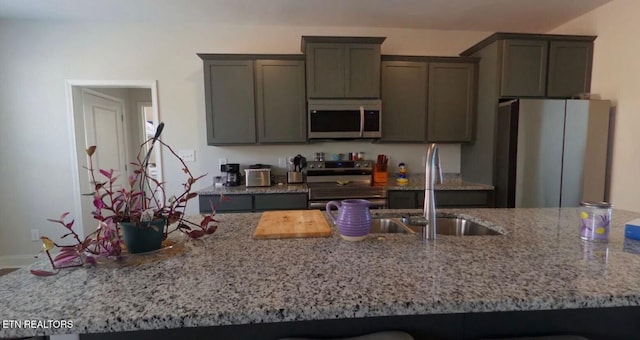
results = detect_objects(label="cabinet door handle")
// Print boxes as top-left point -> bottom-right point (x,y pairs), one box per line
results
359,105 -> 365,137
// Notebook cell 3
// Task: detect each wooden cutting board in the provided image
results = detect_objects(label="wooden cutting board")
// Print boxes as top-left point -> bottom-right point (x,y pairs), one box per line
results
253,210 -> 332,239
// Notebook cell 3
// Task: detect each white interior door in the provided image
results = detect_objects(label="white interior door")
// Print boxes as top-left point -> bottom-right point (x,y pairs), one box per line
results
81,89 -> 128,201
67,81 -> 158,239
80,89 -> 128,230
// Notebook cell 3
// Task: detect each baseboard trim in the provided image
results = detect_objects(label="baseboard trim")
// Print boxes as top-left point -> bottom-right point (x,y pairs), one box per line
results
0,255 -> 35,268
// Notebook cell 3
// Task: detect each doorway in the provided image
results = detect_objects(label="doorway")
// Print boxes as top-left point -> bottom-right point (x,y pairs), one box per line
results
65,80 -> 161,238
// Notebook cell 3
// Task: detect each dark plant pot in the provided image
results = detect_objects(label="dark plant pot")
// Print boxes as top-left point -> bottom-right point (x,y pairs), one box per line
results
120,219 -> 166,254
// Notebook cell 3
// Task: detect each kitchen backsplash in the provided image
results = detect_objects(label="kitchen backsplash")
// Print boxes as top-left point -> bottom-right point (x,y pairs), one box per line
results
201,142 -> 460,177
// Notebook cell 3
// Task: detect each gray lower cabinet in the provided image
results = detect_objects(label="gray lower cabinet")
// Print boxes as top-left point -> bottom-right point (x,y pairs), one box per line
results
199,193 -> 308,213
388,190 -> 494,209
380,56 -> 478,143
199,54 -> 306,145
199,194 -> 253,213
254,194 -> 308,211
387,191 -> 418,209
427,62 -> 476,142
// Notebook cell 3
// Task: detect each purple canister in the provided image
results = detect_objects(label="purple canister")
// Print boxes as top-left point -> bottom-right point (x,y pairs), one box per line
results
579,201 -> 612,242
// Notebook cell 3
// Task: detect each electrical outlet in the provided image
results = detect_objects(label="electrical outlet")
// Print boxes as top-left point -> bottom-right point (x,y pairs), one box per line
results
30,229 -> 39,241
278,157 -> 286,168
178,149 -> 195,162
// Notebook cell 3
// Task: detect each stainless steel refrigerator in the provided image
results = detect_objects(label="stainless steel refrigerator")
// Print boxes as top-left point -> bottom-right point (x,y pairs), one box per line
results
494,99 -> 611,208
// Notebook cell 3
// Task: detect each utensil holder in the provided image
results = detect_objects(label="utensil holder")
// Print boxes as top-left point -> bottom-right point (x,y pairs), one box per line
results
373,165 -> 388,184
287,171 -> 304,184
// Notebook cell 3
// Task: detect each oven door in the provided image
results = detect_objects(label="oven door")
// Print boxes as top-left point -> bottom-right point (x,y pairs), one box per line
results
309,198 -> 387,210
308,99 -> 381,139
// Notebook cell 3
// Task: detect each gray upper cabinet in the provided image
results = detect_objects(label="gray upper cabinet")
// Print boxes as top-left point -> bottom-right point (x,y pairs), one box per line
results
203,59 -> 256,145
380,56 -> 478,144
255,60 -> 307,143
305,43 -> 345,98
462,33 -> 595,99
380,60 -> 427,142
427,62 -> 476,142
500,39 -> 548,97
547,41 -> 593,98
345,44 -> 382,98
199,54 -> 307,145
302,36 -> 386,99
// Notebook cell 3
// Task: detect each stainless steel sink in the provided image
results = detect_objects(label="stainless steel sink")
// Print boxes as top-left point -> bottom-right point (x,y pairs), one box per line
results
369,218 -> 411,234
400,216 -> 503,236
369,216 -> 503,236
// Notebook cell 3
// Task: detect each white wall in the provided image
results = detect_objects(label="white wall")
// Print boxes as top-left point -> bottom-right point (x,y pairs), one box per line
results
550,0 -> 640,212
0,19 -> 489,260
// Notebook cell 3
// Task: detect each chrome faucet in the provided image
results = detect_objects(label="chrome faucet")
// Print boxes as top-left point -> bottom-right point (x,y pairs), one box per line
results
424,143 -> 443,240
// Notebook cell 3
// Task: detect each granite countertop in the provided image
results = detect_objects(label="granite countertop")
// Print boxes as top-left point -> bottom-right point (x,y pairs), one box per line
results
3,208 -> 640,337
385,173 -> 494,191
198,173 -> 493,195
197,182 -> 309,195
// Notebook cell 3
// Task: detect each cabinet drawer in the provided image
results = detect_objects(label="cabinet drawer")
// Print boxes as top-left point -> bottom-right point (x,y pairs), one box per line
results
391,190 -> 493,209
199,194 -> 252,213
254,194 -> 308,211
433,191 -> 492,207
387,191 -> 418,209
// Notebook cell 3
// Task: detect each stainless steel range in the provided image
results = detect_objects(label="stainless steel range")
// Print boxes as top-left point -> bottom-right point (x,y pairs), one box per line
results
305,160 -> 387,209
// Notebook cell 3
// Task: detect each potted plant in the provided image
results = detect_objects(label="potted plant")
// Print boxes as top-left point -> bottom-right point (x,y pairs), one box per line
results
31,123 -> 218,276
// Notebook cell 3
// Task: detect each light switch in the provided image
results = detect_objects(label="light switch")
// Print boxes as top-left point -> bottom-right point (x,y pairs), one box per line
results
178,149 -> 195,162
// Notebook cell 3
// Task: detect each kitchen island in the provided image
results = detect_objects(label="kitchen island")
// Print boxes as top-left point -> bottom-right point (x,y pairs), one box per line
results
2,208 -> 640,339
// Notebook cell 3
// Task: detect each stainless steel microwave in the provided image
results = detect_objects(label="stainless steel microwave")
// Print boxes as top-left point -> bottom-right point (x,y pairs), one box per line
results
307,99 -> 382,139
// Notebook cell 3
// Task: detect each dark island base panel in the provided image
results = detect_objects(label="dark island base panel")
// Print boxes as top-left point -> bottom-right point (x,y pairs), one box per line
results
79,307 -> 640,340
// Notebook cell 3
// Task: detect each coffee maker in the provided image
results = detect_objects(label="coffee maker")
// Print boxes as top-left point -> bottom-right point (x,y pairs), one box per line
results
221,163 -> 241,186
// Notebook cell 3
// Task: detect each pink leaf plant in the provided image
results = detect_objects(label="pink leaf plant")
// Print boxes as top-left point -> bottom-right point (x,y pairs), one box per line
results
32,123 -> 220,276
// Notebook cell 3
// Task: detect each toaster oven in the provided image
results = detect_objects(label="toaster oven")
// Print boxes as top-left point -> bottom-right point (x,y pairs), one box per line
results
245,168 -> 271,187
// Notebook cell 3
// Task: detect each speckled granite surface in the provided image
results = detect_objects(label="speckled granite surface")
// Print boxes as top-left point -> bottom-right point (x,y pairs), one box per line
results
198,173 -> 493,195
386,173 -> 494,191
2,208 -> 640,337
198,183 -> 309,195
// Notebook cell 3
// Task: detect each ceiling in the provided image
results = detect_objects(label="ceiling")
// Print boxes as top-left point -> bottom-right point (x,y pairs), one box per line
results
0,0 -> 612,32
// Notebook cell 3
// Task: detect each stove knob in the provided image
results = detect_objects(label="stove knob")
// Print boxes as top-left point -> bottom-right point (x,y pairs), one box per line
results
355,163 -> 361,168
309,164 -> 315,169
